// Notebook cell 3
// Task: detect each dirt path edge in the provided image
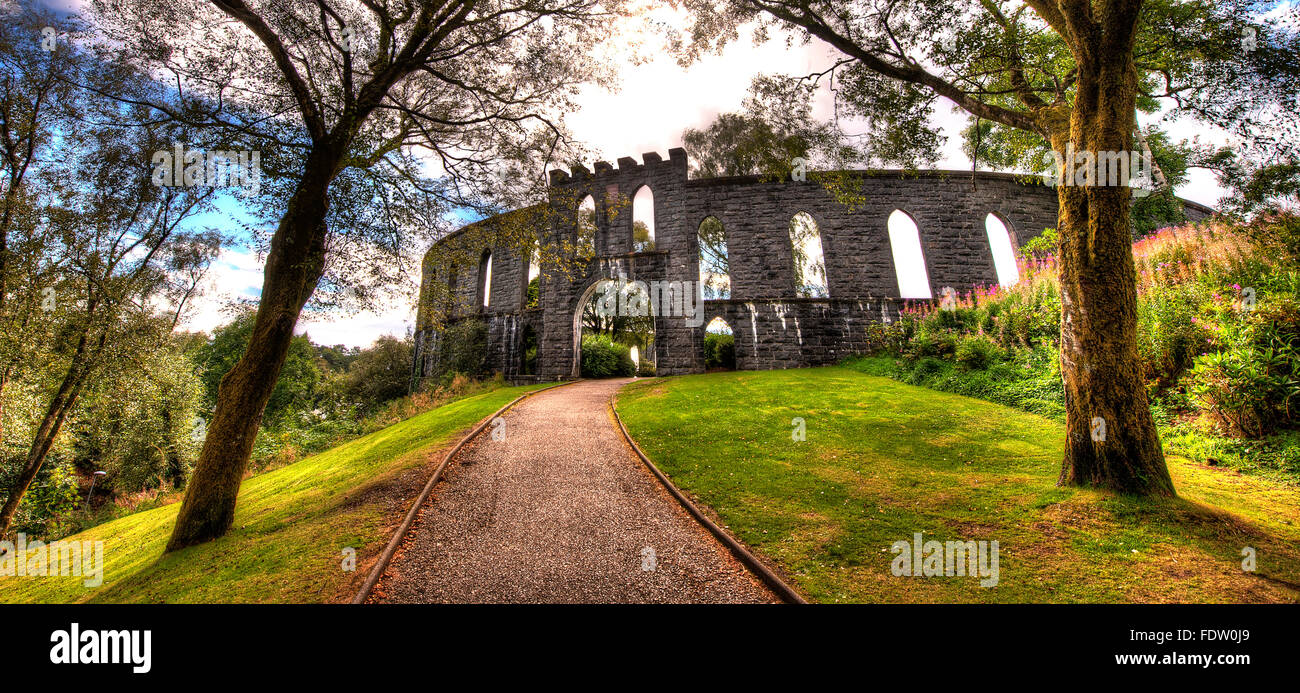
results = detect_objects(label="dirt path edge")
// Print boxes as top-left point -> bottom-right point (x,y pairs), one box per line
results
350,380 -> 578,604
609,385 -> 809,605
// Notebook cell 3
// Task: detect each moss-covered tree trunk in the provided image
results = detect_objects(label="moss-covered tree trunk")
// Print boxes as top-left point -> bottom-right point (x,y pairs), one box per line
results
165,151 -> 336,551
1051,28 -> 1175,496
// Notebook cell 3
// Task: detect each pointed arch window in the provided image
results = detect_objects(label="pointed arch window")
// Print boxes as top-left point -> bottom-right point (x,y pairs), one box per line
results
789,212 -> 828,298
698,216 -> 730,300
478,249 -> 493,308
632,186 -> 655,252
577,195 -> 596,258
887,210 -> 932,299
984,213 -> 1020,287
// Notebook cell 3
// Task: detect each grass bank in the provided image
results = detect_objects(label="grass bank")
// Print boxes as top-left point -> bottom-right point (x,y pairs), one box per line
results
842,354 -> 1300,486
616,367 -> 1300,603
1,382 -> 547,603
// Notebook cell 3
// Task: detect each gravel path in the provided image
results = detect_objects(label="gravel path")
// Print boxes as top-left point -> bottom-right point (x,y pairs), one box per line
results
377,378 -> 778,604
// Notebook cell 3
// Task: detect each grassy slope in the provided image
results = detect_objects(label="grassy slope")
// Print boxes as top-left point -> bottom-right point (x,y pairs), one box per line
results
616,368 -> 1300,603
1,384 -> 546,604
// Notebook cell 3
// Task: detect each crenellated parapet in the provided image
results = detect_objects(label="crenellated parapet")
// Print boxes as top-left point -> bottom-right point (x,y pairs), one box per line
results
413,148 -> 1214,384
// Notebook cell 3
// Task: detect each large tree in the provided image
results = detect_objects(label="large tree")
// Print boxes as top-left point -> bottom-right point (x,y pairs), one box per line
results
682,80 -> 858,179
0,4 -> 80,460
681,0 -> 1298,495
0,4 -> 219,538
89,0 -> 623,550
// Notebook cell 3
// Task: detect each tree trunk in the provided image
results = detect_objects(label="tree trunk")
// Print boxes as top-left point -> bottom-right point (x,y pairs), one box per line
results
1053,44 -> 1175,496
0,370 -> 8,463
0,344 -> 93,537
164,156 -> 334,552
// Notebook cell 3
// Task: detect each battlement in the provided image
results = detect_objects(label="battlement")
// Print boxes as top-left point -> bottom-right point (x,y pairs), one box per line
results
546,148 -> 688,186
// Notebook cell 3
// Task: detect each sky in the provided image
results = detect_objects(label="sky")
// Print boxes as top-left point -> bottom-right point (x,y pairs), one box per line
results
37,0 -> 1239,348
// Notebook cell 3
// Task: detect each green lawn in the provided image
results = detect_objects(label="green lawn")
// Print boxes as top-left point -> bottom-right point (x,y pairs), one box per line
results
616,367 -> 1300,603
1,383 -> 546,604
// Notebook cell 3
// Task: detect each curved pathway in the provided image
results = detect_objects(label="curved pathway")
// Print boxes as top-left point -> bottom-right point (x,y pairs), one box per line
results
377,378 -> 777,604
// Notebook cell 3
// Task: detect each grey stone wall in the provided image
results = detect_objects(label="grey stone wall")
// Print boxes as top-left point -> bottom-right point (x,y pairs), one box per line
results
412,149 -> 1212,384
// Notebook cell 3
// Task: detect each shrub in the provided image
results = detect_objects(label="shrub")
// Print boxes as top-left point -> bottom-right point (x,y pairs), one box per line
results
954,334 -> 1002,370
76,344 -> 205,494
862,318 -> 908,354
1245,212 -> 1300,265
438,319 -> 489,378
909,356 -> 947,381
580,333 -> 636,378
1019,227 -> 1058,261
636,359 -> 657,377
845,216 -> 1300,481
906,328 -> 957,359
1190,296 -> 1300,434
704,333 -> 736,370
343,334 -> 414,413
1137,281 -> 1208,388
10,459 -> 80,539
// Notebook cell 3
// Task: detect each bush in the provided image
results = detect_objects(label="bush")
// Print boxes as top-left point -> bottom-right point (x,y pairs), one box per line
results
194,310 -> 322,428
343,334 -> 414,413
636,359 -> 657,377
954,334 -> 1002,370
862,318 -> 908,354
66,340 -> 208,495
1245,212 -> 1300,265
1019,227 -> 1058,261
438,319 -> 489,378
1137,281 -> 1208,388
1190,297 -> 1300,436
844,216 -> 1300,481
580,334 -> 636,378
9,459 -> 80,539
704,333 -> 736,370
906,328 -> 957,359
1163,423 -> 1300,482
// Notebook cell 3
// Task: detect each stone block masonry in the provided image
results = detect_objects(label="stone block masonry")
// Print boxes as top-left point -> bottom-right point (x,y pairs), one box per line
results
412,149 -> 1213,383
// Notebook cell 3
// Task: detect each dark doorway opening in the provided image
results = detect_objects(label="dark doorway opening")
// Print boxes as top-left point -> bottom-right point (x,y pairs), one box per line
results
704,317 -> 736,371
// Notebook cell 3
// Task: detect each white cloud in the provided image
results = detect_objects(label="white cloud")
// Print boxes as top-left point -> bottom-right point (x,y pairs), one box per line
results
180,247 -> 414,348
179,248 -> 264,334
568,21 -> 838,160
297,310 -> 412,348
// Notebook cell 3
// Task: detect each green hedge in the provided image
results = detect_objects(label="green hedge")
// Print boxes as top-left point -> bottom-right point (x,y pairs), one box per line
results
704,333 -> 735,370
581,333 -> 636,378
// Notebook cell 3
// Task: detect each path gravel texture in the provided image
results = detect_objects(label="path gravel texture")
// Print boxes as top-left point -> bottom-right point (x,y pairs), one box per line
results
378,378 -> 777,604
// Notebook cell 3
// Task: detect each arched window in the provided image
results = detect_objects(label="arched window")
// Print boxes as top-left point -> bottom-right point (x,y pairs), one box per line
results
446,263 -> 459,313
703,317 -> 736,370
789,212 -> 828,298
706,316 -> 733,335
577,195 -> 596,258
632,186 -> 655,252
478,249 -> 493,308
698,216 -> 730,300
524,241 -> 541,309
520,324 -> 538,375
887,210 -> 932,299
984,213 -> 1020,287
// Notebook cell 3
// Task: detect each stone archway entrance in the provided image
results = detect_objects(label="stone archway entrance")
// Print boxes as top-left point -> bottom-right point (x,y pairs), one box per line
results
571,280 -> 604,378
572,278 -> 657,378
